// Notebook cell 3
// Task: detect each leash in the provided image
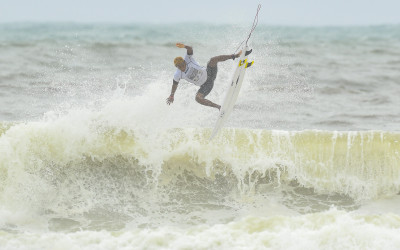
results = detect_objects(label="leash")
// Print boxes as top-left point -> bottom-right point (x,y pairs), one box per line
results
234,4 -> 262,53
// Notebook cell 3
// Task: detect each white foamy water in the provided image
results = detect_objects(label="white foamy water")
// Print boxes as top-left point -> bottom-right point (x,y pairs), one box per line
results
0,23 -> 399,249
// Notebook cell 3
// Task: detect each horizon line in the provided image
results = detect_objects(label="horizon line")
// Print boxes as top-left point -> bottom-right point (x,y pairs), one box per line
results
1,20 -> 399,28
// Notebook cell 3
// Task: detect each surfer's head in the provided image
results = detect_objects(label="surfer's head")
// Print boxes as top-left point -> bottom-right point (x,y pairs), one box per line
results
174,57 -> 186,71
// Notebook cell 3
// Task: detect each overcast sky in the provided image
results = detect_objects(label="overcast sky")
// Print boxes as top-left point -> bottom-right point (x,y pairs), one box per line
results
1,0 -> 399,26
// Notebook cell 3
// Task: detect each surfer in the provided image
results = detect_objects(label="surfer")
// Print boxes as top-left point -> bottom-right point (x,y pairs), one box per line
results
166,43 -> 241,110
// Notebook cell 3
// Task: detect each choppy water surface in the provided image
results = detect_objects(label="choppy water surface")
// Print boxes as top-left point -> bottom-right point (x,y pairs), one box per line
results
0,23 -> 399,249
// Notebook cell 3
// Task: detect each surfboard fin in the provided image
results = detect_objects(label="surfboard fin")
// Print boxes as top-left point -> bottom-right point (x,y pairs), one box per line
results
245,61 -> 254,68
245,49 -> 253,56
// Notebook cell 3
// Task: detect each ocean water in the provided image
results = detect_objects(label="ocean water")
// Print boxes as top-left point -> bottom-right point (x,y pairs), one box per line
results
0,23 -> 400,249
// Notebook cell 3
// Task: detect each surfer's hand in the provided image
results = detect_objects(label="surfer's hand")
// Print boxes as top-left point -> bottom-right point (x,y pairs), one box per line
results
176,43 -> 185,48
166,95 -> 174,105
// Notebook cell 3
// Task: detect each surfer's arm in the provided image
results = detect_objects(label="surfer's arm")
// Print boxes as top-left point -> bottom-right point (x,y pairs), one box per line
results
176,43 -> 193,55
166,80 -> 179,105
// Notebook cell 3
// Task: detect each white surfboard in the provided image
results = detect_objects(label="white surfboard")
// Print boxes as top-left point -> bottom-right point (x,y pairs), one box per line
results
209,44 -> 253,140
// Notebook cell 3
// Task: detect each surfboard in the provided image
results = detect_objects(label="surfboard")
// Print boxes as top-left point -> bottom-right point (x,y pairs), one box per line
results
209,44 -> 253,140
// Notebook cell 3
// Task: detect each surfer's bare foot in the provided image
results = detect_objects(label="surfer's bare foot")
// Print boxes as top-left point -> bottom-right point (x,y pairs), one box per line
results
230,51 -> 242,60
217,105 -> 221,110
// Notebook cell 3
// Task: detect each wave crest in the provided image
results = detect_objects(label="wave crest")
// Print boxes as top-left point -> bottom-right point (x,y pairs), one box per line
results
1,122 -> 399,201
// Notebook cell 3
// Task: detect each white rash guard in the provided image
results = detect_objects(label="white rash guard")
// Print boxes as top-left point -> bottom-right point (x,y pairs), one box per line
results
173,54 -> 207,86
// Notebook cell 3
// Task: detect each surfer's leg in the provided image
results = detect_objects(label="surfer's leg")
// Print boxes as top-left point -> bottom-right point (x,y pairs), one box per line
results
195,92 -> 221,110
208,52 -> 241,67
208,55 -> 234,67
196,79 -> 220,110
194,64 -> 222,110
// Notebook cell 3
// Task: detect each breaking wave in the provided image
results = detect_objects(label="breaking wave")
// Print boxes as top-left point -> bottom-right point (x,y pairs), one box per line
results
1,120 -> 399,204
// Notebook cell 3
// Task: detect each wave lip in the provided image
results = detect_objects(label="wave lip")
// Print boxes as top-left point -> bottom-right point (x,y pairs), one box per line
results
166,129 -> 400,200
1,122 -> 399,201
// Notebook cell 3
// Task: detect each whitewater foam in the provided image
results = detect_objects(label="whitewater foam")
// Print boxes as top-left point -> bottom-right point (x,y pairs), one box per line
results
1,110 -> 399,219
1,209 -> 400,250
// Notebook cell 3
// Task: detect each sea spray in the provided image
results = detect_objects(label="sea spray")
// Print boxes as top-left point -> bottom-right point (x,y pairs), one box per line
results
1,116 -> 399,206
